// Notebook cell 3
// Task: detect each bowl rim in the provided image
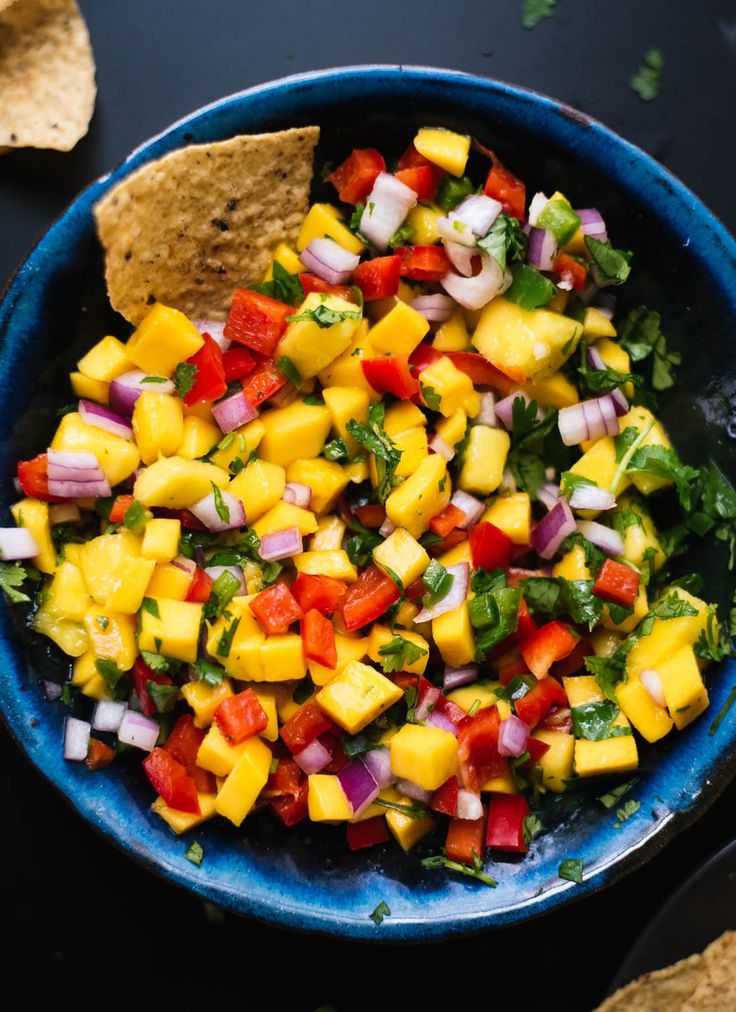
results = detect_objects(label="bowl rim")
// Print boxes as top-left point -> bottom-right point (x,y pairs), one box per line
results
1,64 -> 735,941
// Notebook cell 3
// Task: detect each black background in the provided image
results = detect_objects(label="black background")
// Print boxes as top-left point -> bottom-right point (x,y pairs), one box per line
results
1,2 -> 735,1007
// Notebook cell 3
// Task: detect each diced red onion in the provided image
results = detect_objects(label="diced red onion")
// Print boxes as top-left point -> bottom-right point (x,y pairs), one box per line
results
191,491 -> 245,533
171,555 -> 197,575
537,483 -> 561,511
283,482 -> 312,509
498,714 -> 531,757
569,483 -> 616,512
49,503 -> 81,525
453,193 -> 503,236
443,665 -> 478,691
269,381 -> 299,408
456,789 -> 484,821
378,517 -> 395,538
42,680 -> 63,701
586,346 -> 606,372
450,490 -> 483,529
196,320 -> 230,351
396,778 -> 433,805
641,668 -> 666,707
259,526 -> 303,561
338,758 -> 379,816
415,684 -> 441,723
300,238 -> 360,286
362,747 -> 395,788
109,370 -> 174,416
294,738 -> 332,775
527,192 -> 549,226
430,435 -> 455,461
576,208 -> 608,241
495,391 -> 544,431
414,562 -> 469,622
444,240 -> 475,277
473,391 -> 497,427
440,253 -> 508,311
542,705 -> 573,734
117,710 -> 159,751
48,477 -> 112,500
92,699 -> 127,734
558,394 -> 620,446
0,527 -> 40,560
360,172 -> 418,251
427,710 -> 460,736
610,388 -> 629,416
78,399 -> 134,440
410,294 -> 455,323
527,227 -> 557,271
531,497 -> 576,560
63,716 -> 90,761
212,389 -> 258,434
47,448 -> 101,481
575,520 -> 624,556
204,565 -> 245,596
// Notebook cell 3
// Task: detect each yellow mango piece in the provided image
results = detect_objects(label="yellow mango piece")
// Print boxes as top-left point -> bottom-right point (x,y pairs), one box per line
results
368,300 -> 429,356
278,292 -> 361,379
481,769 -> 519,794
206,597 -> 265,682
181,678 -> 233,728
419,355 -> 478,417
176,414 -> 219,460
294,549 -> 358,582
658,645 -> 709,730
228,458 -> 285,523
614,493 -> 666,574
447,681 -> 501,714
215,737 -> 272,827
384,401 -> 426,435
317,321 -> 380,400
259,634 -> 307,681
255,691 -> 279,742
574,737 -> 639,778
433,309 -> 469,351
134,457 -> 229,509
373,527 -> 429,587
151,793 -> 217,835
308,515 -> 346,552
308,634 -> 368,686
77,335 -> 132,382
344,458 -> 370,483
79,529 -> 141,604
132,392 -> 184,465
105,556 -> 156,614
51,412 -> 140,487
264,242 -> 304,278
627,588 -> 710,677
252,501 -> 318,538
11,498 -> 56,574
382,785 -> 435,851
390,723 -> 458,791
569,437 -> 630,514
286,458 -> 349,514
553,545 -> 590,581
196,723 -> 252,777
45,561 -> 91,621
522,370 -> 579,409
481,493 -> 531,546
583,308 -> 617,340
322,385 -> 370,457
83,606 -> 138,670
145,561 -> 192,601
385,453 -> 449,539
70,371 -> 109,405
601,584 -> 649,635
414,126 -> 470,176
532,730 -> 575,793
33,604 -> 88,657
472,297 -> 583,383
367,624 -> 429,676
71,651 -> 100,688
433,603 -> 475,668
618,406 -> 673,495
141,518 -> 181,563
407,203 -> 441,245
458,425 -> 510,495
377,426 -> 428,481
258,399 -> 332,468
138,597 -> 203,663
209,418 -> 265,472
126,303 -> 204,376
297,203 -> 364,256
616,672 -> 673,744
307,774 -> 352,822
316,659 -> 403,734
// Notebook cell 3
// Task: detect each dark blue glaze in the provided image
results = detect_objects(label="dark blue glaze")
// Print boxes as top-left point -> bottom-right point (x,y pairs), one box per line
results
0,66 -> 734,940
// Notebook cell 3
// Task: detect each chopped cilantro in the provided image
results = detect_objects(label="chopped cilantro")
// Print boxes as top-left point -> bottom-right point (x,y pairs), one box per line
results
95,615 -> 110,631
420,384 -> 442,412
477,213 -> 527,272
709,686 -> 736,735
373,797 -> 430,821
585,237 -> 632,287
287,305 -> 362,329
211,482 -> 231,524
276,356 -> 302,388
0,562 -> 32,604
523,813 -> 544,845
140,376 -> 167,384
468,584 -> 522,659
631,48 -> 664,101
572,701 -> 632,742
346,403 -> 402,504
95,658 -> 125,689
323,437 -> 350,461
618,306 -> 680,391
558,858 -> 583,883
369,900 -> 391,925
598,778 -> 638,809
147,681 -> 180,714
421,850 -> 497,887
141,597 -> 160,619
173,362 -> 198,399
521,0 -> 557,29
377,634 -> 428,674
216,615 -> 241,658
192,657 -> 227,685
614,799 -> 641,828
249,261 -> 304,305
184,841 -> 204,867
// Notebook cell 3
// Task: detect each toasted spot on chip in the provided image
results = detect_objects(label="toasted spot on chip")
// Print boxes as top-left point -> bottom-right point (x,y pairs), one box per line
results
93,126 -> 320,325
0,0 -> 96,152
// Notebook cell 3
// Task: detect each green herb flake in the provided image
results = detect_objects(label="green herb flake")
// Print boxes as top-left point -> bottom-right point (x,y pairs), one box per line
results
377,634 -> 428,674
95,615 -> 110,631
420,384 -> 442,412
558,858 -> 583,884
249,261 -> 304,305
523,813 -> 543,845
147,681 -> 180,714
369,900 -> 391,925
173,362 -> 198,399
598,779 -> 638,809
184,841 -> 204,867
192,658 -> 227,686
287,305 -> 362,329
585,237 -> 632,287
61,684 -> 72,706
276,355 -> 302,388
477,213 -> 527,273
614,799 -> 641,828
521,0 -> 557,29
141,597 -> 160,619
631,48 -> 664,102
323,437 -> 350,462
373,797 -> 430,821
421,850 -> 497,887
211,481 -> 231,525
709,686 -> 736,736
216,615 -> 241,658
0,562 -> 32,604
618,306 -> 680,391
346,403 -> 402,504
140,375 -> 167,384
95,658 -> 125,689
572,700 -> 632,742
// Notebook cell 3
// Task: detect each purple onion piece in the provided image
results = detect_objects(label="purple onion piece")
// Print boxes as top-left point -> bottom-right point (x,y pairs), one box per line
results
338,758 -> 379,816
531,498 -> 576,560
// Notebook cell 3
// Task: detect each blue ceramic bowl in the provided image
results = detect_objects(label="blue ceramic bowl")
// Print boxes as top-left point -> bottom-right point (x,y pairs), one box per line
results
1,66 -> 735,941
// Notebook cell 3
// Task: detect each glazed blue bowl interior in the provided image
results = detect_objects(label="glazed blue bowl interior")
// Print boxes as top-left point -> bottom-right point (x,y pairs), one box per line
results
1,66 -> 735,941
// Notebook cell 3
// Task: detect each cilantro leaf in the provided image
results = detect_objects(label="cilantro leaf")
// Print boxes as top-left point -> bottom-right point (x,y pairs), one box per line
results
184,840 -> 204,867
377,634 -> 428,674
584,237 -> 632,287
558,858 -> 583,884
346,403 -> 402,504
173,362 -> 198,399
572,700 -> 632,742
287,304 -> 362,328
95,659 -> 125,689
211,481 -> 231,524
191,657 -> 227,686
369,900 -> 391,925
373,797 -> 430,821
468,585 -> 522,659
323,437 -> 350,461
477,213 -> 527,272
625,445 -> 699,510
0,562 -> 32,604
598,779 -> 638,809
141,597 -> 160,619
421,851 -> 497,887
249,261 -> 304,305
521,0 -> 557,30
710,686 -> 736,736
147,681 -> 180,714
420,384 -> 442,412
631,48 -> 664,102
614,799 -> 640,828
216,615 -> 241,658
618,306 -> 680,391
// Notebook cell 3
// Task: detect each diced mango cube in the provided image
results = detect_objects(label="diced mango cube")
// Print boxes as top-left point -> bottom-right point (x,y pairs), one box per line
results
532,730 -> 574,793
616,672 -> 673,743
181,678 -> 234,728
151,793 -> 217,834
209,418 -> 265,472
308,633 -> 368,686
322,385 -> 370,457
574,736 -> 639,777
384,401 -> 427,435
601,584 -> 649,635
385,453 -> 450,539
316,659 -> 403,734
228,458 -> 285,523
293,549 -> 357,582
458,425 -> 510,495
446,681 -> 501,714
419,355 -> 478,417
481,493 -> 531,546
259,634 -> 307,681
134,457 -> 229,509
258,399 -> 332,468
433,603 -> 475,668
138,598 -> 203,663
407,203 -> 442,246
85,605 -> 142,672
126,303 -> 204,376
33,605 -> 88,657
70,371 -> 109,405
176,414 -> 220,460
145,562 -> 192,601
51,412 -> 140,487
374,426 -> 427,481
105,556 -> 156,614
278,292 -> 361,379
367,624 -> 429,675
382,785 -> 435,851
308,515 -> 346,552
132,393 -> 184,465
658,645 -> 709,730
77,335 -> 132,382
255,691 -> 278,742
45,561 -> 91,621
214,736 -> 272,826
297,203 -> 364,256
569,437 -> 629,514
317,321 -> 379,399
11,498 -> 56,574
583,309 -> 617,340
307,774 -> 353,821
368,300 -> 429,356
614,493 -> 666,575
435,409 -> 467,450
413,127 -> 470,176
264,242 -> 304,278
390,723 -> 458,791
433,309 -> 470,352
141,518 -> 181,563
618,406 -> 673,495
373,527 -> 429,588
79,529 -> 141,604
626,588 -> 709,676
206,597 -> 265,681
252,501 -> 318,538
196,723 -> 252,776
522,370 -> 579,409
286,458 -> 349,514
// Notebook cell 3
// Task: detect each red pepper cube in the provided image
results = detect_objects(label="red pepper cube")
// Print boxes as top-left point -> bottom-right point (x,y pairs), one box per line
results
353,255 -> 401,302
326,148 -> 386,205
108,494 -> 135,524
143,747 -> 200,814
85,738 -> 116,772
280,701 -> 336,754
17,453 -> 62,502
394,164 -> 440,201
361,356 -> 420,399
486,794 -> 530,853
185,566 -> 213,604
271,779 -> 309,827
241,359 -> 287,408
163,713 -> 215,794
301,609 -> 338,669
430,776 -> 459,816
429,503 -> 466,538
483,159 -> 526,221
469,521 -> 514,571
222,346 -> 256,383
183,332 -> 227,406
457,706 -> 507,793
445,351 -> 517,395
214,688 -> 269,745
290,573 -> 347,617
513,675 -> 568,729
341,565 -> 401,633
552,253 -> 587,292
519,621 -> 578,679
396,245 -> 450,282
346,816 -> 390,852
224,288 -> 292,357
299,273 -> 357,303
592,559 -> 641,609
446,811 -> 487,866
249,582 -> 304,635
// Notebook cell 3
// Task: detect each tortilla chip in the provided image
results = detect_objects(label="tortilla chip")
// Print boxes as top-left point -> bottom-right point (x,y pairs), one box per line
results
596,953 -> 706,1011
682,931 -> 736,1010
0,0 -> 96,151
94,126 -> 320,325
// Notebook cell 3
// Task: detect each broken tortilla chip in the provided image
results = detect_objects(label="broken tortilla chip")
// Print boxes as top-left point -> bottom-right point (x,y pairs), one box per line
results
94,126 -> 320,325
0,0 -> 96,152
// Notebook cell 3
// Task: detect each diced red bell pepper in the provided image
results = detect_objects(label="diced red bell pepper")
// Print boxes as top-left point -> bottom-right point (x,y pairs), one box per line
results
427,528 -> 468,558
132,657 -> 173,718
469,521 -> 514,571
552,253 -> 587,292
429,503 -> 466,538
85,738 -> 115,771
143,747 -> 200,814
520,736 -> 551,767
271,777 -> 309,827
183,332 -> 227,406
242,359 -> 286,407
513,675 -> 568,729
520,621 -> 578,679
457,705 -> 507,793
224,288 -> 292,356
352,255 -> 401,301
342,564 -> 401,633
445,351 -> 518,395
483,158 -> 526,221
17,453 -> 63,502
435,695 -> 468,728
394,164 -> 439,201
327,148 -> 386,205
163,714 -> 215,794
409,342 -> 443,373
496,650 -> 530,686
214,688 -> 268,745
319,732 -> 349,774
266,756 -> 304,797
185,566 -> 213,604
516,598 -> 537,640
361,356 -> 420,399
550,637 -> 593,678
396,245 -> 450,282
109,494 -> 135,524
446,811 -> 487,866
430,776 -> 459,816
398,143 -> 446,176
405,577 -> 426,605
290,573 -> 347,617
250,582 -> 304,635
346,816 -> 390,851
280,701 -> 336,754
301,608 -> 337,668
486,793 -> 530,853
353,504 -> 386,529
298,272 -> 357,303
222,345 -> 256,383
592,559 -> 641,609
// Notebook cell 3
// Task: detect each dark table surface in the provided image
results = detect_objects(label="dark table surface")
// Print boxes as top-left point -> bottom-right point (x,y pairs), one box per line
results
2,2 -> 735,1007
